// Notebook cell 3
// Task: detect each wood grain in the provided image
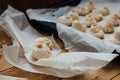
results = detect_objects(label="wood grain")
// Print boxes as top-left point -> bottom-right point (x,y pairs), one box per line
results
0,48 -> 13,72
112,74 -> 120,80
0,67 -> 61,80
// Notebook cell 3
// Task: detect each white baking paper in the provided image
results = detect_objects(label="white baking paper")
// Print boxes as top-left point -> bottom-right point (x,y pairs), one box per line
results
0,75 -> 27,80
57,23 -> 120,53
56,0 -> 120,53
26,6 -> 73,23
0,5 -> 119,78
26,0 -> 120,53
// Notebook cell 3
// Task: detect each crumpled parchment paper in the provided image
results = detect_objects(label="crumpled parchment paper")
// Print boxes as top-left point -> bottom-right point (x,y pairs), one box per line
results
0,75 -> 27,80
0,4 -> 119,78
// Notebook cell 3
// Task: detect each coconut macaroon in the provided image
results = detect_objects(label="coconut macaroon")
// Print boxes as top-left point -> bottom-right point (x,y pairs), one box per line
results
109,31 -> 120,45
82,14 -> 96,28
91,9 -> 103,22
107,14 -> 119,26
76,0 -> 95,15
72,20 -> 86,32
76,5 -> 89,16
32,37 -> 53,60
76,0 -> 95,16
115,10 -> 120,19
99,6 -> 110,16
87,24 -> 104,39
57,15 -> 73,26
98,21 -> 114,33
66,11 -> 79,21
84,0 -> 95,12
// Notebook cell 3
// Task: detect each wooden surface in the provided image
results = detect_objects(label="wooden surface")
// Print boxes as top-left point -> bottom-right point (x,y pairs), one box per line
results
0,31 -> 120,80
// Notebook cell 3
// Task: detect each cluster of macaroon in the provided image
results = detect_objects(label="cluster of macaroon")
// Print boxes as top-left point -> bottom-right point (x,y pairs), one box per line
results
57,0 -> 120,45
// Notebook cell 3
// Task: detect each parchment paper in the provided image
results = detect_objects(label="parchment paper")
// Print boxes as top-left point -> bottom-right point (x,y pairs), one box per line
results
0,4 -> 119,78
27,0 -> 120,53
0,75 -> 27,80
56,0 -> 120,53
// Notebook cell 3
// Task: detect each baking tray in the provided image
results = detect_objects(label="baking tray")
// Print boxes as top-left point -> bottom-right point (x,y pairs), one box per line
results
26,0 -> 120,54
26,0 -> 81,35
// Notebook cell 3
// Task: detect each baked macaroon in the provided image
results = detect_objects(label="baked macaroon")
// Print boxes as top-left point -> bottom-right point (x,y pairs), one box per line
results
67,11 -> 79,21
109,31 -> 120,45
99,6 -> 110,16
107,14 -> 119,26
32,37 -> 53,60
87,24 -> 104,39
72,20 -> 86,32
84,0 -> 95,12
91,9 -> 103,22
77,0 -> 95,14
76,5 -> 89,16
98,21 -> 114,33
82,14 -> 96,28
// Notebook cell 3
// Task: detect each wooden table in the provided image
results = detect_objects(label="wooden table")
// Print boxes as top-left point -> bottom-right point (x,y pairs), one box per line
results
0,31 -> 120,80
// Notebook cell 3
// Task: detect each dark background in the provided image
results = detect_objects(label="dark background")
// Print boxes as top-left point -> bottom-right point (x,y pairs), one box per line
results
0,0 -> 81,14
0,0 -> 64,13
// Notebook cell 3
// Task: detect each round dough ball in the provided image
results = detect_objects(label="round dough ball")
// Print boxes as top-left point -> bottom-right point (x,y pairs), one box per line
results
99,6 -> 110,16
72,20 -> 86,32
91,9 -> 103,22
57,15 -> 73,26
98,21 -> 114,33
109,31 -> 120,45
87,25 -> 104,39
83,14 -> 96,28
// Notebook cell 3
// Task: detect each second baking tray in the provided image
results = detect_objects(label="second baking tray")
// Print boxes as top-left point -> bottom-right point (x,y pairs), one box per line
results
27,0 -> 81,35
